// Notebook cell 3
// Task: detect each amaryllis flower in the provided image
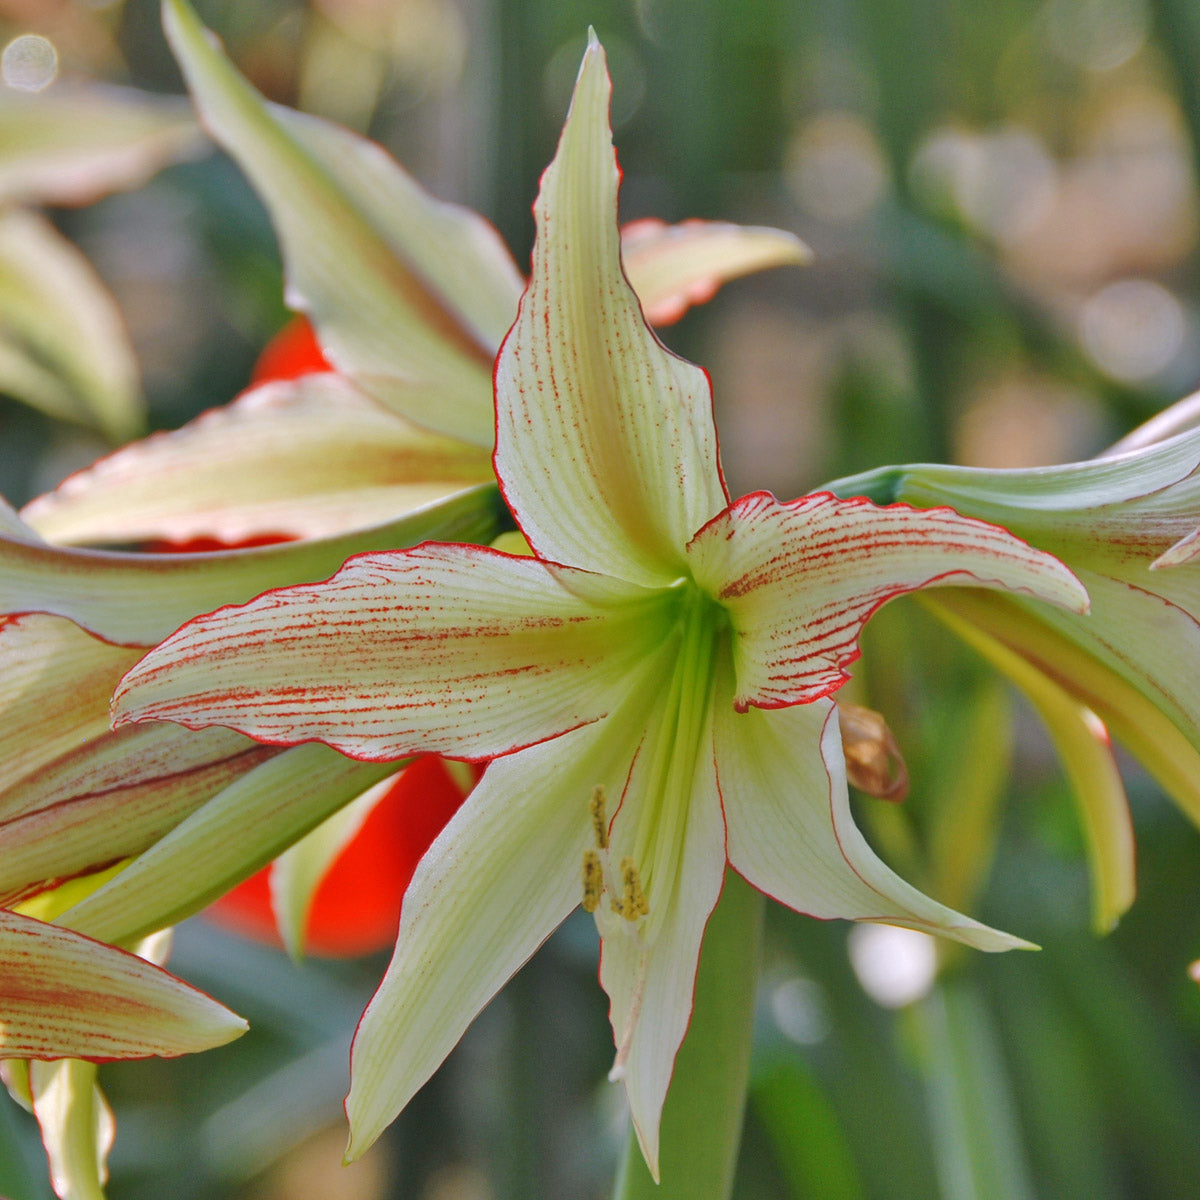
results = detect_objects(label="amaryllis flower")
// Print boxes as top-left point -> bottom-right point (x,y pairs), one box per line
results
21,0 -> 809,550
112,38 -> 1087,1174
830,415 -> 1200,930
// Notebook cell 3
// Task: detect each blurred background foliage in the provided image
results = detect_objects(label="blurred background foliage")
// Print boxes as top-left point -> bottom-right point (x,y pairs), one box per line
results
1,0 -> 1200,1197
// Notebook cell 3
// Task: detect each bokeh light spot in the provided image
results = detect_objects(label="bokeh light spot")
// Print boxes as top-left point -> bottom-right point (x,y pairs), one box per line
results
787,112 -> 889,224
1080,278 -> 1186,382
2,34 -> 58,92
848,924 -> 938,1008
769,976 -> 830,1045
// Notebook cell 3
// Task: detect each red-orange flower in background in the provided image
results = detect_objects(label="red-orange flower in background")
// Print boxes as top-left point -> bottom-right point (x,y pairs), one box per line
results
207,756 -> 472,957
249,317 -> 330,385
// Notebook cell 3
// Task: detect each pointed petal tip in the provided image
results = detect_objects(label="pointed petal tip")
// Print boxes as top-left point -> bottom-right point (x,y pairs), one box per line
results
1052,572 -> 1090,616
575,29 -> 609,92
342,1078 -> 382,1165
108,685 -> 144,731
630,1115 -> 662,1184
945,921 -> 1038,953
1151,526 -> 1200,569
219,1013 -> 252,1041
341,1129 -> 365,1167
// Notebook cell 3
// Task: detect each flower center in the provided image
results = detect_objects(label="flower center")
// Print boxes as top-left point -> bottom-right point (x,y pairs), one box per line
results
577,586 -> 728,1079
579,585 -> 727,938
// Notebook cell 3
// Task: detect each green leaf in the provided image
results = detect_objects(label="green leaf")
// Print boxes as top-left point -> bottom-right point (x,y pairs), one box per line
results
910,979 -> 1036,1200
924,677 -> 1013,919
752,1058 -> 866,1200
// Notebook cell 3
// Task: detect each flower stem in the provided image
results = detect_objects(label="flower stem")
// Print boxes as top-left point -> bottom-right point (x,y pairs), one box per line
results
612,870 -> 764,1200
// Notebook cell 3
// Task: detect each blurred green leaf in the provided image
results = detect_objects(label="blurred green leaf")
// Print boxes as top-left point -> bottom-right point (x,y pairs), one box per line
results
910,979 -> 1036,1200
752,1057 -> 865,1200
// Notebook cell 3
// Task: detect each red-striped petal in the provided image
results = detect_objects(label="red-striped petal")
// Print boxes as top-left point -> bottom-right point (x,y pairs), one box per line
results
687,490 -> 1088,710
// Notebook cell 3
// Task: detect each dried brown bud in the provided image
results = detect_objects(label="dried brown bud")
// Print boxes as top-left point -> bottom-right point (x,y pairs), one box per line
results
837,702 -> 909,802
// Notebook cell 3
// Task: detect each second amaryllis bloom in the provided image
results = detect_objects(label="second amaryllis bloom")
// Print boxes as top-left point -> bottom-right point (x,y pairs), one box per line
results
111,37 -> 1087,1176
831,411 -> 1200,931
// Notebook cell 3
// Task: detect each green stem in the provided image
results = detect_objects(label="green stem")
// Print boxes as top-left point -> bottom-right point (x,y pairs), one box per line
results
612,870 -> 764,1200
909,977 -> 1036,1200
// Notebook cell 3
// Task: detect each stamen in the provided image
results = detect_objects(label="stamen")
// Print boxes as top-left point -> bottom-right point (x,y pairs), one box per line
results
618,857 -> 649,921
582,789 -> 649,927
581,850 -> 604,913
589,785 -> 609,849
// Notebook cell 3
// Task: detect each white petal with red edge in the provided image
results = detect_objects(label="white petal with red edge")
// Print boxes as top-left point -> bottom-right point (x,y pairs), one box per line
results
344,690 -> 658,1160
0,730 -> 274,906
0,615 -> 139,800
114,545 -> 672,762
494,38 -> 728,587
687,491 -> 1087,710
620,218 -> 810,326
22,375 -> 493,545
597,701 -> 726,1178
0,909 -> 247,1060
716,697 -> 1029,951
0,718 -> 259,826
27,934 -> 169,1200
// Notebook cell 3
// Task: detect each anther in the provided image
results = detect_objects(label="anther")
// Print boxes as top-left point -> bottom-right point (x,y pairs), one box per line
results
581,850 -> 604,913
589,785 -> 609,849
618,856 -> 649,921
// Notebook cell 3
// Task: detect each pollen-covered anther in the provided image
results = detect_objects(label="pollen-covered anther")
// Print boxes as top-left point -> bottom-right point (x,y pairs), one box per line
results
613,856 -> 650,921
581,850 -> 604,913
589,785 -> 609,850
